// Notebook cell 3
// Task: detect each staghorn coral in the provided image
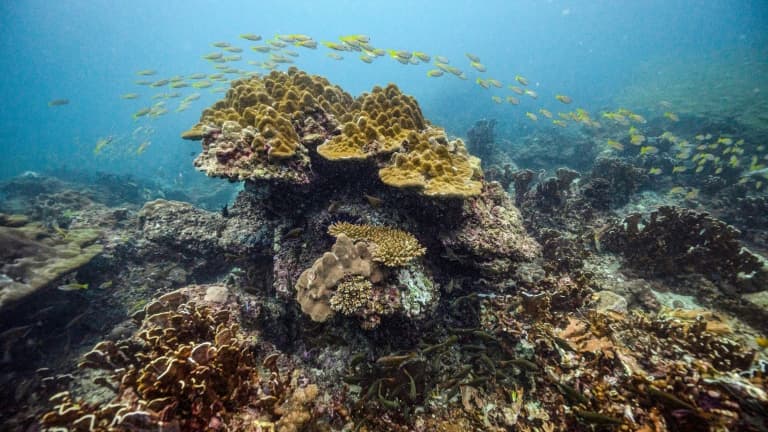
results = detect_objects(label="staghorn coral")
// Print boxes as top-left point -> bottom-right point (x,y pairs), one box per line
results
40,285 -> 306,431
0,216 -> 102,310
328,222 -> 425,267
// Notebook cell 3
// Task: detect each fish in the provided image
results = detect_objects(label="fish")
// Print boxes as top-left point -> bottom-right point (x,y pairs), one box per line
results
685,189 -> 699,200
340,34 -> 370,44
359,54 -> 374,63
48,99 -> 69,107
672,166 -> 687,173
169,82 -> 189,88
413,51 -> 430,62
283,50 -> 300,57
121,93 -> 140,100
629,134 -> 646,145
212,41 -> 231,48
322,41 -> 349,51
426,69 -> 444,78
192,81 -> 213,89
295,39 -> 318,49
268,40 -> 287,48
640,145 -> 658,155
435,55 -> 449,64
387,49 -> 412,61
132,107 -> 151,119
506,96 -> 519,105
150,79 -> 169,87
539,108 -> 553,119
57,282 -> 88,291
365,194 -> 382,208
555,94 -> 572,104
487,79 -> 502,88
283,227 -> 304,239
469,61 -> 486,72
223,55 -> 242,62
606,139 -> 624,151
552,120 -> 567,128
466,53 -> 481,62
628,113 -> 646,123
93,136 -> 113,155
136,141 -> 150,155
188,73 -> 207,79
224,46 -> 243,53
514,75 -> 529,86
664,111 -> 680,122
327,53 -> 344,60
203,52 -> 224,60
491,96 -> 503,104
136,69 -> 157,76
476,78 -> 489,89
717,137 -> 733,145
668,186 -> 686,194
525,112 -> 538,122
251,45 -> 271,53
135,80 -> 153,86
523,89 -> 538,99
240,33 -> 262,41
756,337 -> 768,349
98,280 -> 113,289
648,167 -> 662,175
508,85 -> 524,95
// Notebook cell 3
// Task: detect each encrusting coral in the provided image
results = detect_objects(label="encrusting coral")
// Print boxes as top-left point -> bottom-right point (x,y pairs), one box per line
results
0,214 -> 102,309
328,222 -> 426,267
183,67 -> 483,197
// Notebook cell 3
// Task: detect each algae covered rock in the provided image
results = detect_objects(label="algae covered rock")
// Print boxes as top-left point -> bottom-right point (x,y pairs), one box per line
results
0,215 -> 102,309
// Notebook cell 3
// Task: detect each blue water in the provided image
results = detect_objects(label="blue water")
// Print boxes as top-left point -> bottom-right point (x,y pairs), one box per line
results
0,0 -> 765,185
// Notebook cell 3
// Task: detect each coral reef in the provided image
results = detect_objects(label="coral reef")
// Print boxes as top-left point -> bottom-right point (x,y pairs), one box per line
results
602,206 -> 768,292
439,182 -> 541,281
328,222 -> 425,267
185,68 -> 482,197
40,285 -> 312,431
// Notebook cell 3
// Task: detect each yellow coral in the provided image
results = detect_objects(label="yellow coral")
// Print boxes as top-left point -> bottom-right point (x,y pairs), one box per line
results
328,222 -> 426,267
316,84 -> 426,160
329,275 -> 372,315
378,129 -> 483,198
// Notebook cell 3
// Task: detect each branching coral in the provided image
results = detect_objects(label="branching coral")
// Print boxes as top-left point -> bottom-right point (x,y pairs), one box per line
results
328,222 -> 426,267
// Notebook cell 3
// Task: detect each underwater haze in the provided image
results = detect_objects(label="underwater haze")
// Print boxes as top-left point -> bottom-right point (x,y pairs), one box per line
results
4,1 -> 768,431
1,0 -> 765,182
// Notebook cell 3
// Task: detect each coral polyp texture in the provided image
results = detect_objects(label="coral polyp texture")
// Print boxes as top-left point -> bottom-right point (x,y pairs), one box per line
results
295,231 -> 434,328
183,67 -> 482,197
328,222 -> 426,267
